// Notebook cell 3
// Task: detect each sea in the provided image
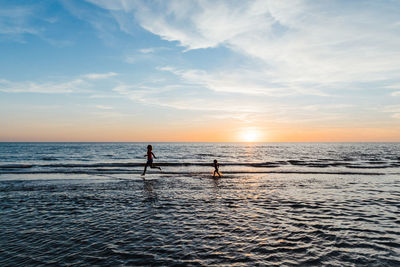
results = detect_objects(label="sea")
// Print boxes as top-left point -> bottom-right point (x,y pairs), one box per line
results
1,142 -> 399,266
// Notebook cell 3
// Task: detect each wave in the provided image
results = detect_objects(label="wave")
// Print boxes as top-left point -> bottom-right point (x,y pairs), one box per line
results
0,161 -> 398,170
40,157 -> 59,161
0,169 -> 386,175
0,159 -> 397,177
0,164 -> 34,169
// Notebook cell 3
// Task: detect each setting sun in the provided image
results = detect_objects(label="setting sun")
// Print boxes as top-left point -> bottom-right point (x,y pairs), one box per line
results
239,128 -> 262,142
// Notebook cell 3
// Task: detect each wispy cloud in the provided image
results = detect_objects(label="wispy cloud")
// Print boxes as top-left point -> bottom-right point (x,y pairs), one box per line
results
391,91 -> 400,96
380,105 -> 400,119
138,48 -> 155,54
382,105 -> 400,113
0,3 -> 73,46
59,0 -> 400,129
0,6 -> 40,40
0,72 -> 117,94
385,84 -> 400,90
110,79 -> 351,125
89,94 -> 123,99
88,0 -> 400,94
385,83 -> 400,96
61,0 -> 124,46
392,113 -> 400,119
112,82 -> 260,112
96,105 -> 113,110
158,66 -> 330,96
83,72 -> 118,80
0,78 -> 86,94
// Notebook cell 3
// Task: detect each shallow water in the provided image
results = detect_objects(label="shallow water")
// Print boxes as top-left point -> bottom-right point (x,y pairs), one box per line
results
1,143 -> 400,265
1,142 -> 399,175
1,173 -> 400,266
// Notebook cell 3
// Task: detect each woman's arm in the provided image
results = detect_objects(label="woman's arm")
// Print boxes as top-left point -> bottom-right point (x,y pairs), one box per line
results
152,152 -> 157,159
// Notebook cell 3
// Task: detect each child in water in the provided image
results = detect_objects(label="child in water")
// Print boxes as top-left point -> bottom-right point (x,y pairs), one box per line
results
213,159 -> 221,178
142,145 -> 161,176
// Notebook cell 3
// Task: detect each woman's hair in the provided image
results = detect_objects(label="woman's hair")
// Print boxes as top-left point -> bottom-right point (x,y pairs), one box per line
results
147,145 -> 152,150
214,159 -> 217,163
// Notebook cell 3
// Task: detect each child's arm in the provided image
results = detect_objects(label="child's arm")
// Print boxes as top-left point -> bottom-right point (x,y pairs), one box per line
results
152,152 -> 157,159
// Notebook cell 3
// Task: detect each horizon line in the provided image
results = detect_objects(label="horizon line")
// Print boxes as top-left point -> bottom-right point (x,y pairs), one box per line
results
1,141 -> 399,143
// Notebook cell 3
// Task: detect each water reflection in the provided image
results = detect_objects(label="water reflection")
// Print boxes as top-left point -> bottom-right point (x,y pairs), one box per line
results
143,180 -> 158,203
1,174 -> 399,266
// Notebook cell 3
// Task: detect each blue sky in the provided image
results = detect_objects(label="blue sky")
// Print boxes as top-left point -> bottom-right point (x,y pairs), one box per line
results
1,0 -> 400,141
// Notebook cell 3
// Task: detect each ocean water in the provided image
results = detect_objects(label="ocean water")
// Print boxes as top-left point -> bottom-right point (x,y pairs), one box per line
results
1,142 -> 400,266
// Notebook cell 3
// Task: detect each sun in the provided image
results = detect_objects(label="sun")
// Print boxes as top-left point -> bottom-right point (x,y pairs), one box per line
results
239,128 -> 262,142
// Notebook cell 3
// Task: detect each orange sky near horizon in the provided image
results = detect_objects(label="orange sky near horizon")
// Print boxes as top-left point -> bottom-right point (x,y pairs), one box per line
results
1,121 -> 399,142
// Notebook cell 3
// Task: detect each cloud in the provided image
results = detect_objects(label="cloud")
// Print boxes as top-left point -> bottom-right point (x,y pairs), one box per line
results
60,0 -> 400,126
61,0 -> 125,46
88,0 -> 277,50
87,0 -> 400,90
110,79 -> 350,124
138,48 -> 155,54
386,83 -> 400,96
89,94 -> 123,98
123,47 -> 172,64
138,47 -> 170,54
0,78 -> 86,93
392,113 -> 400,119
158,66 -> 330,96
382,105 -> 400,113
0,6 -> 40,40
380,105 -> 400,119
385,83 -> 400,90
96,105 -> 113,110
0,72 -> 117,94
112,82 -> 261,112
391,91 -> 400,96
0,3 -> 73,46
83,72 -> 118,80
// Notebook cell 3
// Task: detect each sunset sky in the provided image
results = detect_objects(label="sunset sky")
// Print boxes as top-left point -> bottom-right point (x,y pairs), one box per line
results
1,0 -> 399,142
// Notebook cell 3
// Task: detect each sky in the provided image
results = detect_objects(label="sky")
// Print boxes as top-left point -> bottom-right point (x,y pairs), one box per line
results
0,0 -> 399,142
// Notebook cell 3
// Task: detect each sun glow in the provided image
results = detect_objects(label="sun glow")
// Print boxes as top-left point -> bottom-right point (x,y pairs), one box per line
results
239,128 -> 262,142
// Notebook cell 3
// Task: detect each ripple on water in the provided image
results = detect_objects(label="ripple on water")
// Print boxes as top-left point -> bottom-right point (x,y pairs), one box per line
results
1,174 -> 400,266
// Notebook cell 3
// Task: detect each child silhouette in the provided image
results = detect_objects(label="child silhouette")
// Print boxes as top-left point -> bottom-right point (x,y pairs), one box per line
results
213,159 -> 221,178
142,145 -> 161,176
